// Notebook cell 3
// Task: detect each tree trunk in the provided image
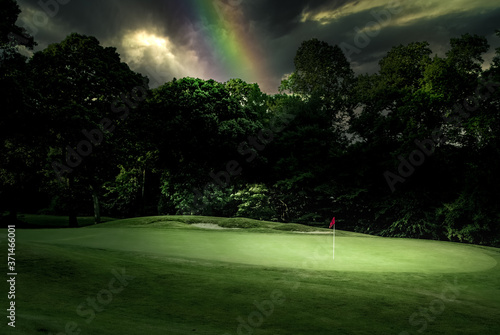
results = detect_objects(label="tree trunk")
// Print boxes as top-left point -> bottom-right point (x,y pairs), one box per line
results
140,168 -> 146,216
69,211 -> 78,227
89,184 -> 101,224
67,176 -> 78,227
5,185 -> 19,225
92,189 -> 101,224
7,208 -> 18,224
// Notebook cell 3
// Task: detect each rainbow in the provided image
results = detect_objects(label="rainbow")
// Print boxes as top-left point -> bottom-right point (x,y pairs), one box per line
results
187,0 -> 269,89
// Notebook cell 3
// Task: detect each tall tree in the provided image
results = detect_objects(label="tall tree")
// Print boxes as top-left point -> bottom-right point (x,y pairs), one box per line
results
271,39 -> 356,223
0,0 -> 38,224
0,0 -> 35,50
146,77 -> 264,215
282,38 -> 355,123
29,33 -> 147,225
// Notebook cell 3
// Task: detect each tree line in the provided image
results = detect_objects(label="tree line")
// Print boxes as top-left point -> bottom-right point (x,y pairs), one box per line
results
2,0 -> 500,246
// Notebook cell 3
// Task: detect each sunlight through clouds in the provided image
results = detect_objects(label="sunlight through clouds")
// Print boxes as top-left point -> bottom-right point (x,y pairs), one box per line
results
117,29 -> 206,87
134,31 -> 168,49
125,31 -> 175,62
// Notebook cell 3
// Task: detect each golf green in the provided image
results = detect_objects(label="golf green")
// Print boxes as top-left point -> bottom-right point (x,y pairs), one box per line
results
4,216 -> 500,335
17,227 -> 497,273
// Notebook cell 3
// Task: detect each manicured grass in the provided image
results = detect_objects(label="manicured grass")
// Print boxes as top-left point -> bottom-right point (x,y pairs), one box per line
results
2,215 -> 499,334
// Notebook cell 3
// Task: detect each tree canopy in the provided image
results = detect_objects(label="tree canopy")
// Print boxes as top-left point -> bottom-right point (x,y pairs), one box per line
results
2,1 -> 500,247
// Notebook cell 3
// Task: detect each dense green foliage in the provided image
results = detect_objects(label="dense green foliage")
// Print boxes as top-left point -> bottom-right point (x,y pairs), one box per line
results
1,3 -> 500,246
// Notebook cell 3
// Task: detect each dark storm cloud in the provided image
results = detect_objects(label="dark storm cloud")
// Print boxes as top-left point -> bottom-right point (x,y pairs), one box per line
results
244,0 -> 372,44
14,0 -> 500,93
253,0 -> 500,84
244,0 -> 336,38
346,6 -> 500,74
16,0 -> 215,87
17,0 -> 193,47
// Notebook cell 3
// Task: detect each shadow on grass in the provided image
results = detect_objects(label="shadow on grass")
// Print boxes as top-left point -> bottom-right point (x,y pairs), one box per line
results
0,213 -> 117,229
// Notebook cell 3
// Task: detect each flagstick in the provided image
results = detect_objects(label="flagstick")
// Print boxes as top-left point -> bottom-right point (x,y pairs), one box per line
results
332,224 -> 336,261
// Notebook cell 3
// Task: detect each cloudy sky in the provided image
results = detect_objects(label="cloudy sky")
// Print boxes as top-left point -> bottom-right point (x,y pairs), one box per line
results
16,0 -> 500,93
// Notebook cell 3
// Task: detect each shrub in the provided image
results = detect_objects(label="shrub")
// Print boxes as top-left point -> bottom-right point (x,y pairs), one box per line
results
231,184 -> 277,221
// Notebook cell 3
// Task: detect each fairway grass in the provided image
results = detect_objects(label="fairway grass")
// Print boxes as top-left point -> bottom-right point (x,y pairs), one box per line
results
2,215 -> 500,334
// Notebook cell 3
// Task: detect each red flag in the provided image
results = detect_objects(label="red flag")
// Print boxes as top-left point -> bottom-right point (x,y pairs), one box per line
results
329,217 -> 335,229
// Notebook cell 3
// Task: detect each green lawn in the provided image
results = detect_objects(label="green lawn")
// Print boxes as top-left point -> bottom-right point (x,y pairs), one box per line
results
2,216 -> 499,334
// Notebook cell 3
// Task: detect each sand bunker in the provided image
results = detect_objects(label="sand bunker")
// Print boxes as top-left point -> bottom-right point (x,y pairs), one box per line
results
191,223 -> 239,230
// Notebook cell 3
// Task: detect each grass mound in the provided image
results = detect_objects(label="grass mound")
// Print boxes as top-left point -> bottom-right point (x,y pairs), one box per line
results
91,215 -> 326,232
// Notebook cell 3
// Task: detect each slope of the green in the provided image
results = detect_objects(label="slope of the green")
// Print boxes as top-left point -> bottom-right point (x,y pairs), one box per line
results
17,227 -> 497,273
2,215 -> 499,335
